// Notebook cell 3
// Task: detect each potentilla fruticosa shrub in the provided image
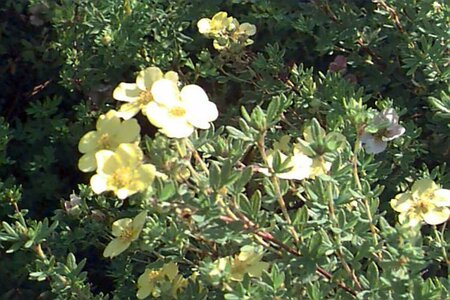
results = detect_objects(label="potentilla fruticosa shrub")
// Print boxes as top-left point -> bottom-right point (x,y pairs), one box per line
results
0,1 -> 449,299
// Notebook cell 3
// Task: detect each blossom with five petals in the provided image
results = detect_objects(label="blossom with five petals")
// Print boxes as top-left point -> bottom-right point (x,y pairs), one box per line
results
361,108 -> 405,154
209,246 -> 269,281
113,67 -> 179,120
78,110 -> 140,172
261,148 -> 313,180
90,143 -> 156,199
103,211 -> 147,258
145,79 -> 218,138
137,262 -> 187,299
197,11 -> 233,37
390,179 -> 450,227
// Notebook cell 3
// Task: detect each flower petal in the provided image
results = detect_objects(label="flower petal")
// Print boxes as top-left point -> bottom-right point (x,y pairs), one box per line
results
383,124 -> 405,141
136,67 -> 163,91
181,84 -> 218,128
117,102 -> 142,120
422,207 -> 450,225
103,238 -> 131,258
97,112 -> 121,133
151,79 -> 180,106
78,131 -> 99,153
78,153 -> 97,173
115,118 -> 141,142
399,212 -> 422,227
113,83 -> 141,102
164,71 -> 179,83
90,174 -> 108,194
197,18 -> 211,34
114,143 -> 143,166
131,211 -> 147,240
160,118 -> 194,138
112,218 -> 132,236
239,23 -> 256,36
361,134 -> 387,154
411,179 -> 438,199
433,189 -> 450,207
95,150 -> 119,174
144,101 -> 170,128
390,192 -> 414,212
137,270 -> 154,299
117,188 -> 133,200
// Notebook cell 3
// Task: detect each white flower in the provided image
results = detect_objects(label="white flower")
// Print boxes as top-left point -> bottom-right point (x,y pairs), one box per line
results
144,79 -> 218,138
361,108 -> 405,154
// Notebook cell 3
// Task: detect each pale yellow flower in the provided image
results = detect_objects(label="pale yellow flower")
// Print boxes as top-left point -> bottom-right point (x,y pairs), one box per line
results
309,155 -> 332,178
145,79 -> 218,138
197,11 -> 233,37
209,246 -> 269,282
230,246 -> 269,281
90,143 -> 156,200
391,179 -> 450,226
137,262 -> 187,299
198,12 -> 256,51
260,148 -> 313,180
103,211 -> 146,258
78,110 -> 140,172
113,67 -> 179,119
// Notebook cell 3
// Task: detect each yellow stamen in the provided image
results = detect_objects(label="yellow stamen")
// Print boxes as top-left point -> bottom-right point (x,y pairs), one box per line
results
138,90 -> 153,106
169,106 -> 186,117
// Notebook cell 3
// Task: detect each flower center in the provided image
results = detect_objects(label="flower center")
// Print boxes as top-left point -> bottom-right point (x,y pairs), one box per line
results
415,199 -> 431,213
111,167 -> 133,188
169,106 -> 186,118
119,227 -> 134,241
98,133 -> 112,148
138,90 -> 153,106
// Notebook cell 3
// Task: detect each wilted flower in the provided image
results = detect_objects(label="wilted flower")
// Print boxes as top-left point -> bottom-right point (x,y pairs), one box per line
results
90,143 -> 156,199
137,262 -> 187,299
390,179 -> 450,227
145,79 -> 218,138
113,67 -> 179,119
209,246 -> 269,281
103,211 -> 147,258
78,110 -> 140,172
361,108 -> 405,154
328,55 -> 347,73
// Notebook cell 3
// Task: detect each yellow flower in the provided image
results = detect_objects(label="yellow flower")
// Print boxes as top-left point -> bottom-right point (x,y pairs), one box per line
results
78,110 -> 140,172
103,211 -> 146,258
197,11 -> 233,37
113,67 -> 179,119
230,246 -> 269,281
390,179 -> 450,226
210,246 -> 269,282
198,12 -> 256,51
137,262 -> 187,299
90,143 -> 156,199
145,79 -> 218,138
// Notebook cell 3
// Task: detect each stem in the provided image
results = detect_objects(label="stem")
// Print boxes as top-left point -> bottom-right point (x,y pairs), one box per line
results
184,139 -> 210,175
353,132 -> 380,254
434,224 -> 449,266
327,184 -> 362,290
219,207 -> 357,298
256,131 -> 299,243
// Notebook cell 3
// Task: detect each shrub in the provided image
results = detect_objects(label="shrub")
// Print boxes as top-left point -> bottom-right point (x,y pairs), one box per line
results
0,1 -> 448,299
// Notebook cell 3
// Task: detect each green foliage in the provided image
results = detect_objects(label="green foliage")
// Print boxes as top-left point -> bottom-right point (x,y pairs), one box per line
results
1,0 -> 449,299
